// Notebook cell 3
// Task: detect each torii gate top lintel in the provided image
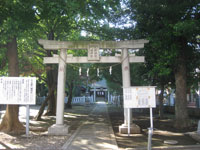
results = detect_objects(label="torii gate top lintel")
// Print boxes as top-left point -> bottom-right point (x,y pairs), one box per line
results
38,39 -> 149,50
39,39 -> 149,64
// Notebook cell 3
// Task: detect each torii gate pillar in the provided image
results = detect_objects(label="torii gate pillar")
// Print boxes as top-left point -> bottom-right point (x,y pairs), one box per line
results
119,49 -> 140,134
48,49 -> 69,135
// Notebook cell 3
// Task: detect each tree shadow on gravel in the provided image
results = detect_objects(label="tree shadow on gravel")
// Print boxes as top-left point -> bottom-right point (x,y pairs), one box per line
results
108,105 -> 199,149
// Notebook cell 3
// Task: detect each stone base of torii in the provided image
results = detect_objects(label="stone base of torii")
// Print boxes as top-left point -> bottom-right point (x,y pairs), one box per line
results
39,39 -> 148,135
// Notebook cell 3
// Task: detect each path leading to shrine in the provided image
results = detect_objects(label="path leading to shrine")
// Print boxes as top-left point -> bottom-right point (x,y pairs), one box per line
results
62,101 -> 118,150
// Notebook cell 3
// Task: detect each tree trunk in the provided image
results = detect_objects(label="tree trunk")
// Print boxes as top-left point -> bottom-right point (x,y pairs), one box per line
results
174,54 -> 189,128
34,85 -> 56,120
34,97 -> 48,121
0,37 -> 25,133
44,31 -> 57,116
37,30 -> 57,118
159,84 -> 164,119
66,81 -> 74,109
35,60 -> 57,119
44,84 -> 56,116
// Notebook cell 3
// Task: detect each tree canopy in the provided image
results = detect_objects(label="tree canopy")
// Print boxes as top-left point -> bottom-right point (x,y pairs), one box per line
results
125,0 -> 200,127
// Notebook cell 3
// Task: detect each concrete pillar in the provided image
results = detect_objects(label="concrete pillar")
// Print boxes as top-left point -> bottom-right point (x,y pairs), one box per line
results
119,48 -> 140,134
48,49 -> 69,135
56,49 -> 67,125
122,48 -> 132,125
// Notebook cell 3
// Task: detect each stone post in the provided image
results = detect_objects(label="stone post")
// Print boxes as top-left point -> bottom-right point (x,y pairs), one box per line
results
198,82 -> 200,108
48,49 -> 69,135
94,87 -> 96,102
108,91 -> 110,104
119,48 -> 140,134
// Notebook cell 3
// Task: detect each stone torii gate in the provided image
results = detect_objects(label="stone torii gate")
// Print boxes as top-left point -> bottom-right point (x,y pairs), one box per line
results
38,39 -> 148,135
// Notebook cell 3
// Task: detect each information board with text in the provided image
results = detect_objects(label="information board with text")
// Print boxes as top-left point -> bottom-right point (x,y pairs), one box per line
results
0,77 -> 36,105
123,86 -> 156,108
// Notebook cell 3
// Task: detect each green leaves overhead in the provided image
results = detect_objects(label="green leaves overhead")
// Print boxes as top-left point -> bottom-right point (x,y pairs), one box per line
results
128,0 -> 200,85
0,0 -> 36,39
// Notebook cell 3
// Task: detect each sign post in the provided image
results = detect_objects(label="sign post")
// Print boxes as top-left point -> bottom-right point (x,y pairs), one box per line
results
0,77 -> 36,137
123,86 -> 156,149
147,107 -> 153,150
26,105 -> 30,137
128,108 -> 130,136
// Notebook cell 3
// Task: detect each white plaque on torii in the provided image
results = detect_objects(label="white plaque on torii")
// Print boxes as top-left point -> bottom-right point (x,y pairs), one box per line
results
88,44 -> 100,61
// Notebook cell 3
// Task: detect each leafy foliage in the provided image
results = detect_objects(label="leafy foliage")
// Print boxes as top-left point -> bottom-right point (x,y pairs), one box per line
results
125,0 -> 200,127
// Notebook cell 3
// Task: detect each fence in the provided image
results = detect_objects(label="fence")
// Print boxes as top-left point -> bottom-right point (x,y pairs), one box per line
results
65,96 -> 95,104
36,96 -> 94,105
37,96 -> 46,105
108,95 -> 121,107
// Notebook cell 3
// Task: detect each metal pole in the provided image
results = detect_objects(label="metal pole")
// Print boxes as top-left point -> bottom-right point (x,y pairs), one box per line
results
128,108 -> 130,136
26,105 -> 30,137
150,107 -> 153,129
148,107 -> 153,150
147,128 -> 153,150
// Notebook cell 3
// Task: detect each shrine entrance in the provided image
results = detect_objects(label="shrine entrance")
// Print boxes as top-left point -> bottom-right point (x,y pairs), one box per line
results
90,79 -> 108,102
39,39 -> 148,135
95,88 -> 107,102
96,90 -> 105,98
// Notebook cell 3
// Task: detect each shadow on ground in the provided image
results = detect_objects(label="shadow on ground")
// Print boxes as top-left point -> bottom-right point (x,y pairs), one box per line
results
108,105 -> 199,149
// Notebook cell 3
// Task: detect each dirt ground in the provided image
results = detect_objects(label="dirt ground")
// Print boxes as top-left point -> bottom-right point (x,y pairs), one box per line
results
108,105 -> 200,149
0,104 -> 199,149
0,104 -> 94,149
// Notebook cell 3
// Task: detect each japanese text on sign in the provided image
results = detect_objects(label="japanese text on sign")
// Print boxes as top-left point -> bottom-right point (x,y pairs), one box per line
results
123,86 -> 156,108
88,44 -> 100,61
0,77 -> 36,105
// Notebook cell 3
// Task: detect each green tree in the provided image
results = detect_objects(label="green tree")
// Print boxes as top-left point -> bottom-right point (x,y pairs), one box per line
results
0,0 -> 36,133
127,0 -> 200,127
